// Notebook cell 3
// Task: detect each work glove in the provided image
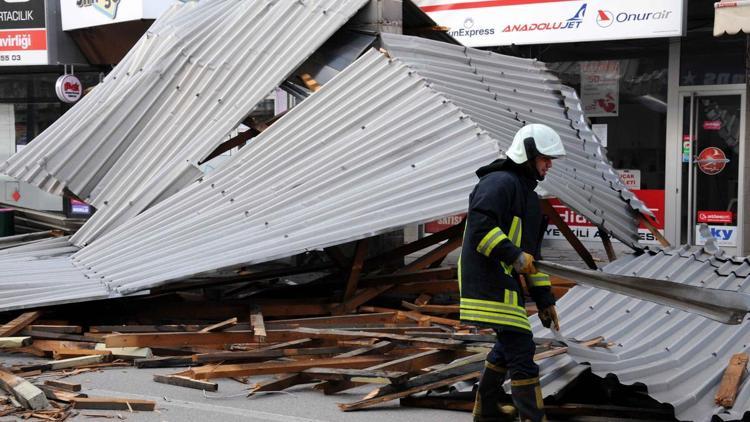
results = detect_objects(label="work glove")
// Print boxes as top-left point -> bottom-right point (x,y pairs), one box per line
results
539,306 -> 560,331
512,251 -> 537,275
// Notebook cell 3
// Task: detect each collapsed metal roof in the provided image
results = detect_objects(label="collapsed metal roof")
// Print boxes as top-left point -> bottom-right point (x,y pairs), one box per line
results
534,245 -> 750,422
0,0 -> 369,247
66,36 -> 649,296
379,34 -> 652,248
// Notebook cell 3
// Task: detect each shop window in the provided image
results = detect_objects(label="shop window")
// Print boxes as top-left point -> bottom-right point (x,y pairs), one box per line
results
548,55 -> 668,190
680,33 -> 745,86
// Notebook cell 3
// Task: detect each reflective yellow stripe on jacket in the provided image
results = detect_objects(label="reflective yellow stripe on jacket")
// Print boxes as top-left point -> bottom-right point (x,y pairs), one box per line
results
527,272 -> 551,287
460,294 -> 531,332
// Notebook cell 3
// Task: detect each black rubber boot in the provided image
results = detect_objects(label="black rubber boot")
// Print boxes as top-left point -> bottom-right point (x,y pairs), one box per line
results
510,377 -> 546,422
473,362 -> 518,422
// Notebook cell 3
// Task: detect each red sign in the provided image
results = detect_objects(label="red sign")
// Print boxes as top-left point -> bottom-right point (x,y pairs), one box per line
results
697,210 -> 733,224
425,213 -> 466,233
0,29 -> 47,51
696,147 -> 728,175
702,121 -> 722,131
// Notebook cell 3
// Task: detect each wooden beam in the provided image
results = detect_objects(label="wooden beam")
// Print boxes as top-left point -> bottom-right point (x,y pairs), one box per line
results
191,346 -> 350,364
0,368 -> 48,410
363,221 -> 465,272
269,313 -> 397,328
43,380 -> 81,393
199,317 -> 238,333
105,331 -> 255,348
0,337 -> 31,348
540,199 -> 598,270
250,306 -> 267,341
0,312 -> 41,337
599,230 -> 617,262
716,353 -> 749,407
154,374 -> 218,392
300,73 -> 321,92
188,355 -> 389,380
71,397 -> 156,411
331,285 -> 394,315
342,239 -> 369,303
37,385 -> 86,403
396,235 -> 463,274
280,327 -> 464,350
401,301 -> 459,314
301,368 -> 409,385
639,214 -> 670,247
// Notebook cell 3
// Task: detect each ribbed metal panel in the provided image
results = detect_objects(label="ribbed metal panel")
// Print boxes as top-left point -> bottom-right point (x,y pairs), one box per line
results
532,246 -> 750,421
0,0 -> 368,246
0,237 -> 109,311
72,48 -> 499,293
379,34 -> 650,248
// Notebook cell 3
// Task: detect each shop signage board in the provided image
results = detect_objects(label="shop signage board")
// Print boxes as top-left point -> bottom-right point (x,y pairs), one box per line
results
696,146 -> 729,175
695,224 -> 737,247
697,210 -> 733,224
0,0 -> 47,65
55,74 -> 83,103
581,60 -> 619,117
60,0 -> 173,31
425,213 -> 466,233
543,190 -> 665,244
415,0 -> 685,47
616,169 -> 640,190
702,120 -> 722,131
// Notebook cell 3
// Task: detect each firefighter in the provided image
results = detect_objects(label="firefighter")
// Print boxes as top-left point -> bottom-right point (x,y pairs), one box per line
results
460,123 -> 565,422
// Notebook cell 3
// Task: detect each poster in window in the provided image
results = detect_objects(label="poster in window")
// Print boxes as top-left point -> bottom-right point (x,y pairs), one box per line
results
581,61 -> 619,117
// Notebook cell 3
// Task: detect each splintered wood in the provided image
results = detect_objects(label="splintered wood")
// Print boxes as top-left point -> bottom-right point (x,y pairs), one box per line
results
716,353 -> 749,407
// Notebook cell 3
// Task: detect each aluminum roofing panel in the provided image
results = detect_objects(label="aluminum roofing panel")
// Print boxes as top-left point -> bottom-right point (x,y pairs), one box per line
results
0,0 -> 368,247
379,33 -> 650,249
72,48 -> 501,293
0,237 -> 109,311
532,246 -> 750,421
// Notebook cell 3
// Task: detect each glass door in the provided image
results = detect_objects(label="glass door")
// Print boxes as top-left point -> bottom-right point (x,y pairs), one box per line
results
680,93 -> 742,247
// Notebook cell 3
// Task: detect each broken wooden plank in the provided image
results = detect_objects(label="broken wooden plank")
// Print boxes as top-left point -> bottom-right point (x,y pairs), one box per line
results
153,374 -> 218,392
639,214 -> 670,247
43,380 -> 81,393
198,317 -> 238,333
23,354 -> 109,372
189,355 -> 389,380
93,344 -> 153,360
192,346 -> 349,364
22,325 -> 82,335
280,327 -> 465,350
331,285 -> 394,315
301,368 -> 409,385
0,312 -> 41,337
414,294 -> 432,306
268,313 -> 397,329
105,331 -> 255,348
52,349 -> 112,360
338,361 -> 483,411
716,353 -> 749,407
71,397 -> 155,411
135,356 -> 194,369
0,337 -> 31,349
400,301 -> 459,314
25,330 -> 99,343
396,236 -> 463,274
250,306 -> 266,341
300,73 -> 321,92
0,368 -> 48,410
37,385 -> 86,403
540,198 -> 597,270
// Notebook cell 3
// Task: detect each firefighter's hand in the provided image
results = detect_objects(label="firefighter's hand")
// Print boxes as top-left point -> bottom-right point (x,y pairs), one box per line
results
512,252 -> 537,274
539,306 -> 560,331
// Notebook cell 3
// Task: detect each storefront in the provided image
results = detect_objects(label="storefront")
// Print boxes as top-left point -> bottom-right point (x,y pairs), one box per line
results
417,0 -> 749,255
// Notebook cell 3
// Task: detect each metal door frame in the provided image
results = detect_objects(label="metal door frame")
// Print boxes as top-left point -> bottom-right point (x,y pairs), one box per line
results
675,85 -> 746,253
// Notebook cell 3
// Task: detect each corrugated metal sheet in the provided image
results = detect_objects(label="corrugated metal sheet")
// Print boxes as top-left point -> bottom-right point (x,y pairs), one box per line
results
70,37 -> 649,297
379,33 -> 651,248
532,246 -> 750,422
0,0 -> 368,246
0,237 -> 110,311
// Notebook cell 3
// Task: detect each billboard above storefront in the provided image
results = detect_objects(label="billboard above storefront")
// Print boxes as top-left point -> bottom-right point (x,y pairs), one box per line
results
60,0 -> 173,31
0,0 -> 47,65
415,0 -> 686,47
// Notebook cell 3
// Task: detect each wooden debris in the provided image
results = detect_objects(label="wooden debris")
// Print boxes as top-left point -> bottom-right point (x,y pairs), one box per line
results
37,385 -> 86,403
0,337 -> 32,348
189,355 -> 388,380
43,380 -> 81,392
198,317 -> 238,333
0,312 -> 42,337
72,397 -> 156,411
93,344 -> 153,360
153,374 -> 218,392
104,331 -> 255,347
0,368 -> 49,410
715,353 -> 749,407
250,306 -> 267,341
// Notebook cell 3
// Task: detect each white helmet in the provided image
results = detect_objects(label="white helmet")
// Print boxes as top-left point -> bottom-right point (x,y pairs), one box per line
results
506,124 -> 566,164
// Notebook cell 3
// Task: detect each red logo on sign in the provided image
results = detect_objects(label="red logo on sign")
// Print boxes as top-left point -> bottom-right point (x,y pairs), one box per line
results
697,211 -> 733,224
64,82 -> 80,92
696,147 -> 728,175
703,121 -> 722,131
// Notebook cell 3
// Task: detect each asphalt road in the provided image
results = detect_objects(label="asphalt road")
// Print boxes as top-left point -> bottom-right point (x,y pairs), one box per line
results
1,354 -> 471,422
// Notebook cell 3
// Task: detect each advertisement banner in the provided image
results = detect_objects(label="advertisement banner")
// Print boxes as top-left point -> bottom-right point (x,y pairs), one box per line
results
60,0 -> 173,31
0,0 -> 47,66
581,60 -> 619,117
415,0 -> 685,47
544,190 -> 665,244
695,224 -> 737,247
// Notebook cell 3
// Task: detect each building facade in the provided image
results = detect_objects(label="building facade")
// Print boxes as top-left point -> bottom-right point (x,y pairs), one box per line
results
418,0 -> 750,256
